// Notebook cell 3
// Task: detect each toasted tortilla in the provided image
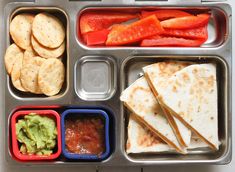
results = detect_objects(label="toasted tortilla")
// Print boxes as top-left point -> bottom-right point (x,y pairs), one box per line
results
143,61 -> 192,147
120,77 -> 185,153
127,115 -> 208,154
126,114 -> 171,154
188,133 -> 209,149
155,64 -> 218,150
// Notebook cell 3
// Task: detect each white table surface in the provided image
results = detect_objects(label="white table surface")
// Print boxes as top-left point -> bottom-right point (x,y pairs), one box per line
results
0,0 -> 234,171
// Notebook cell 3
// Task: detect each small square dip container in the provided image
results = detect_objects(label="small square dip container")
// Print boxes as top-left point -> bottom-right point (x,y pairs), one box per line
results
75,56 -> 116,101
61,109 -> 110,161
11,110 -> 62,161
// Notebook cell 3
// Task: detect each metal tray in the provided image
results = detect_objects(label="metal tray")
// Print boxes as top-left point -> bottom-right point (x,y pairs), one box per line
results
78,7 -> 228,48
0,0 -> 232,167
121,55 -> 230,163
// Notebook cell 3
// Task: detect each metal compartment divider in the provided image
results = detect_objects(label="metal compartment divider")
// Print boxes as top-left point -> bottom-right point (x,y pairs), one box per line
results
0,0 -> 232,167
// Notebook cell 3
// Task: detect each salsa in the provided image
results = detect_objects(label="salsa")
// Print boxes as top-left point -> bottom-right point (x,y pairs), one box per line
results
65,117 -> 105,155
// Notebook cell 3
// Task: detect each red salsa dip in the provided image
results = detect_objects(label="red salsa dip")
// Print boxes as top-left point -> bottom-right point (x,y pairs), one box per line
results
65,117 -> 105,155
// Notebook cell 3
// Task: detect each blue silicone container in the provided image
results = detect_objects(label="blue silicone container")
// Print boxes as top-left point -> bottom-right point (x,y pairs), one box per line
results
61,109 -> 110,161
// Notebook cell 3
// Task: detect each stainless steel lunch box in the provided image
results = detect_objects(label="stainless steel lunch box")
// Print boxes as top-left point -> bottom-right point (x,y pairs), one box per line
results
0,0 -> 232,167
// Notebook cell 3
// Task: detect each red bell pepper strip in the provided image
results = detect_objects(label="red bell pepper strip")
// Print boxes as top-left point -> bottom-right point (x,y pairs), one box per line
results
140,36 -> 207,47
141,10 -> 192,20
84,29 -> 110,46
160,14 -> 210,29
106,15 -> 164,46
161,26 -> 208,39
80,12 -> 138,34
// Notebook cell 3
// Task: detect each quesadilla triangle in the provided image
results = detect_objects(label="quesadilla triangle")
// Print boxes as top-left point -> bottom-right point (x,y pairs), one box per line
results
126,114 -> 171,154
143,61 -> 192,147
127,115 -> 208,153
120,77 -> 186,154
188,133 -> 209,150
155,63 -> 219,150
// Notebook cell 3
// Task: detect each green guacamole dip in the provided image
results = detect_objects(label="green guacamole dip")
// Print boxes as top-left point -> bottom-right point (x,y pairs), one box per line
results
15,113 -> 57,155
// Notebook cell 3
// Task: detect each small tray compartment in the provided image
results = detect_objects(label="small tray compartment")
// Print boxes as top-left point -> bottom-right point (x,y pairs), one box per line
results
8,106 -> 115,163
11,110 -> 62,161
7,7 -> 69,99
61,109 -> 111,161
121,55 -> 230,163
75,56 -> 116,101
77,7 -> 229,48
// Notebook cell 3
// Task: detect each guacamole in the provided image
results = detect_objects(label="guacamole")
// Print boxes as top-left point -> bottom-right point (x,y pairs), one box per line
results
15,113 -> 57,155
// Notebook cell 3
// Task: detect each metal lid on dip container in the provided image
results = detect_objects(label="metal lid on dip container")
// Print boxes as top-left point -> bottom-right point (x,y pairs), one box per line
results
61,109 -> 110,161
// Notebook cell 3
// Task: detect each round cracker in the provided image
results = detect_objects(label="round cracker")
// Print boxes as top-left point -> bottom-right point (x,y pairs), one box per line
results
23,46 -> 38,65
11,54 -> 27,92
10,13 -> 35,50
24,46 -> 37,59
38,58 -> 65,96
31,36 -> 65,59
4,43 -> 23,75
32,13 -> 65,48
21,56 -> 45,94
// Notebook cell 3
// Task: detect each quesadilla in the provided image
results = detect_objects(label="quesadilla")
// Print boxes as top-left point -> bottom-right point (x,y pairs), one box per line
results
188,133 -> 209,149
126,114 -> 171,154
143,61 -> 192,147
155,64 -> 218,150
120,77 -> 185,153
127,115 -> 208,154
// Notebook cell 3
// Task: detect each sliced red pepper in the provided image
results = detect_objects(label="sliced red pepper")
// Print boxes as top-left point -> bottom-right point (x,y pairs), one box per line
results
82,34 -> 88,44
80,12 -> 138,34
160,14 -> 210,29
106,15 -> 164,46
141,10 -> 192,20
161,26 -> 208,39
84,29 -> 110,46
140,36 -> 207,47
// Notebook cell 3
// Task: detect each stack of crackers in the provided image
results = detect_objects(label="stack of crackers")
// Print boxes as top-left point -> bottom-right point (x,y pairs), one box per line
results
4,13 -> 66,96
